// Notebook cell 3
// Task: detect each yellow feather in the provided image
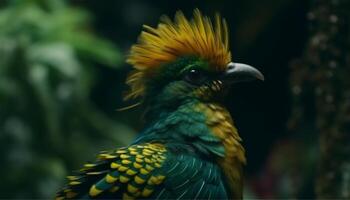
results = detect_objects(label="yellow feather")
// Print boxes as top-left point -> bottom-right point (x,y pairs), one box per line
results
141,188 -> 154,197
89,185 -> 102,197
133,162 -> 143,169
120,154 -> 131,159
105,174 -> 118,183
122,160 -> 132,165
140,168 -> 149,175
134,176 -> 146,184
110,162 -> 121,169
118,166 -> 129,172
135,158 -> 143,163
126,169 -> 137,176
127,184 -> 139,193
69,181 -> 80,186
125,9 -> 231,100
120,175 -> 130,183
145,164 -> 154,171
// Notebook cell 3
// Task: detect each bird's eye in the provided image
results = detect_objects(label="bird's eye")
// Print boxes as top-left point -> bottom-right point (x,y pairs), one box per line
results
184,69 -> 206,85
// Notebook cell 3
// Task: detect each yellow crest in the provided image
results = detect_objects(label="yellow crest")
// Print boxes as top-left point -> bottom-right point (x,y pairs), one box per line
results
125,9 -> 232,100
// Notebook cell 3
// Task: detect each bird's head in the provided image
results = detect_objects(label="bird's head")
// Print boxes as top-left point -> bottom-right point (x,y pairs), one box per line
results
125,9 -> 264,111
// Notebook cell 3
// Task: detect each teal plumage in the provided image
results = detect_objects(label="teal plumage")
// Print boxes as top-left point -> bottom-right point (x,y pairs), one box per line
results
56,9 -> 264,200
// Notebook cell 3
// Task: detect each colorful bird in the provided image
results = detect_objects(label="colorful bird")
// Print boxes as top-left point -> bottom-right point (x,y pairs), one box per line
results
56,9 -> 264,200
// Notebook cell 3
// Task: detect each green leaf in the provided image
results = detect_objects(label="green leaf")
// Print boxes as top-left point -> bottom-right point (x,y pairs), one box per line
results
28,43 -> 81,77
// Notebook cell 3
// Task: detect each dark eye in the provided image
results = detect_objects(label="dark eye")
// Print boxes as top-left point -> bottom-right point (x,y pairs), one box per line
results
184,69 -> 206,85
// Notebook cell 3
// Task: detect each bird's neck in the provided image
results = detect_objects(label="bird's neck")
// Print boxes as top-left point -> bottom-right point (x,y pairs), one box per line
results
140,100 -> 246,198
195,102 -> 246,199
143,100 -> 245,159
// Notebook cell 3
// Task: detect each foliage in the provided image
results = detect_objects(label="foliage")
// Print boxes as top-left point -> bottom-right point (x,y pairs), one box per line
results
0,0 -> 135,198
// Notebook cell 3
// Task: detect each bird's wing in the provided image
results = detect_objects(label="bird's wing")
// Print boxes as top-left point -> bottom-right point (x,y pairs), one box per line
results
152,150 -> 228,200
55,142 -> 226,199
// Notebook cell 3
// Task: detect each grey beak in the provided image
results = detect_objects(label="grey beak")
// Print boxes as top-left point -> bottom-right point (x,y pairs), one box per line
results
222,62 -> 264,84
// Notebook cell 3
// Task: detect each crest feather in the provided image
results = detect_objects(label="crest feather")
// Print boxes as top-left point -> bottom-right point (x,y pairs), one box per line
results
125,9 -> 231,100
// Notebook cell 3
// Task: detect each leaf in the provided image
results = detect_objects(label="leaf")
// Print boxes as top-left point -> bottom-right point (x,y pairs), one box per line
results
28,43 -> 81,77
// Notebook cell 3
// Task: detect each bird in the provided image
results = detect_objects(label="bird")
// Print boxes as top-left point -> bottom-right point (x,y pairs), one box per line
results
55,8 -> 264,200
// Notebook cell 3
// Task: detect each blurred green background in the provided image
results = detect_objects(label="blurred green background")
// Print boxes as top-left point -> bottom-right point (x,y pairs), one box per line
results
1,0 -> 349,199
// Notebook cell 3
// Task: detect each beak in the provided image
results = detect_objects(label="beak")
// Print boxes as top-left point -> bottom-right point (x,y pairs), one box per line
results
221,62 -> 264,84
